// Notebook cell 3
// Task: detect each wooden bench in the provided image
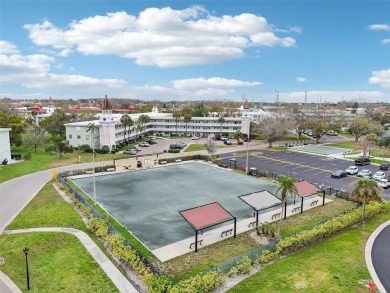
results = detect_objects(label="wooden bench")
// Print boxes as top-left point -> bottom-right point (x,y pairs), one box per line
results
272,212 -> 282,220
292,206 -> 301,213
189,239 -> 203,249
248,221 -> 257,228
175,159 -> 182,163
311,200 -> 319,206
160,161 -> 167,165
220,228 -> 233,237
86,170 -> 93,174
106,168 -> 115,172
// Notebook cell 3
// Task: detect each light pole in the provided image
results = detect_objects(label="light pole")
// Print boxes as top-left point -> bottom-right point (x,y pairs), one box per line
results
23,247 -> 30,290
245,116 -> 250,175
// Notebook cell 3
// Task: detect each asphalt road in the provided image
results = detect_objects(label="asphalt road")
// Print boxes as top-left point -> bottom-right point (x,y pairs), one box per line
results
220,149 -> 390,201
372,225 -> 390,292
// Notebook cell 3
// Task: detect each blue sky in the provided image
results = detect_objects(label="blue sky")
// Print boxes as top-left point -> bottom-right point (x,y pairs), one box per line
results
1,0 -> 389,103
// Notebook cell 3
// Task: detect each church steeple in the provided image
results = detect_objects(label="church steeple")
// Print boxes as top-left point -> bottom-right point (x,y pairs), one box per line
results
102,95 -> 112,114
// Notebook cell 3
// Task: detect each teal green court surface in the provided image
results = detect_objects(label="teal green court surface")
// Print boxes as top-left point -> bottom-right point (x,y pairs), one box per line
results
292,144 -> 350,155
72,162 -> 279,251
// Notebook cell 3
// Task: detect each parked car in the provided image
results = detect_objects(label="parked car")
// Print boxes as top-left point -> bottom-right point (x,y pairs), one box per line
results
123,149 -> 137,155
133,145 -> 141,151
169,143 -> 183,150
177,142 -> 187,148
357,169 -> 372,178
139,142 -> 149,147
224,139 -> 232,145
192,136 -> 200,140
331,170 -> 347,178
379,163 -> 389,170
355,157 -> 371,166
147,138 -> 158,144
243,137 -> 251,142
220,137 -> 229,141
372,171 -> 386,181
345,166 -> 359,175
326,130 -> 338,136
377,179 -> 390,189
212,135 -> 221,141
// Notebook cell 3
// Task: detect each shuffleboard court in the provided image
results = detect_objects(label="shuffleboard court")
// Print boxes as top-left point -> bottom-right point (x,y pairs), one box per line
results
291,144 -> 350,155
72,162 -> 279,250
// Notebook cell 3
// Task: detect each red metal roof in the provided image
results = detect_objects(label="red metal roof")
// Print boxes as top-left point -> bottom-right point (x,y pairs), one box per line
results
180,202 -> 234,230
294,181 -> 322,197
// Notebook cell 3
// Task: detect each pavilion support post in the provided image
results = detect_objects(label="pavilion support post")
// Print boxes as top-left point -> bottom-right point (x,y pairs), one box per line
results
322,191 -> 325,206
284,201 -> 287,220
300,197 -> 304,214
256,210 -> 259,228
195,230 -> 198,253
233,218 -> 237,238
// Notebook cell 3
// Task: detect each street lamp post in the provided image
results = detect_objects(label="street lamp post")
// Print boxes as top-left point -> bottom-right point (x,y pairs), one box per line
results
245,116 -> 250,175
23,247 -> 30,290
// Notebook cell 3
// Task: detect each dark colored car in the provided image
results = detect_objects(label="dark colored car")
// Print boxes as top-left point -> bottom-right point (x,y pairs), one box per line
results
380,163 -> 389,170
355,157 -> 371,166
243,137 -> 251,142
331,170 -> 347,178
169,143 -> 183,150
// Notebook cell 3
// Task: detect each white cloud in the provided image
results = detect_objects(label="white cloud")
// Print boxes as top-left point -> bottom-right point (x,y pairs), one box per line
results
368,24 -> 390,31
0,40 -> 19,54
172,77 -> 262,90
296,77 -> 306,82
369,69 -> 390,88
382,39 -> 390,44
24,6 -> 297,67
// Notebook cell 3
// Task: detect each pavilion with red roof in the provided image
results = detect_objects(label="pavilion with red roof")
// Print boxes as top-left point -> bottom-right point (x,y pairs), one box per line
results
290,180 -> 325,218
180,202 -> 236,252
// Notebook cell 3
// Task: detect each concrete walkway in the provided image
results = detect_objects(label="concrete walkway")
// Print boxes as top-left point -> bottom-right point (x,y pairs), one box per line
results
0,271 -> 21,293
3,228 -> 138,293
153,195 -> 331,262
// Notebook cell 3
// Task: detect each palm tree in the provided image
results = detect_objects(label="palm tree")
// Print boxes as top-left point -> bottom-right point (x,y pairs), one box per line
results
218,116 -> 225,134
352,178 -> 382,224
120,114 -> 133,145
276,175 -> 297,235
233,130 -> 244,144
86,122 -> 97,204
138,114 -> 150,137
135,123 -> 143,142
184,114 -> 192,136
173,111 -> 181,137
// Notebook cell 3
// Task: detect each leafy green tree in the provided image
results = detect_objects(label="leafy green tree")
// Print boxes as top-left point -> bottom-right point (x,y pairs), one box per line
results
307,114 -> 329,143
352,178 -> 382,224
120,114 -> 133,145
217,116 -> 225,134
351,102 -> 358,114
349,115 -> 383,142
183,114 -> 192,136
233,130 -> 244,144
22,125 -> 46,153
0,110 -> 27,146
204,139 -> 217,161
276,176 -> 297,235
191,101 -> 209,117
173,111 -> 181,136
286,105 -> 308,140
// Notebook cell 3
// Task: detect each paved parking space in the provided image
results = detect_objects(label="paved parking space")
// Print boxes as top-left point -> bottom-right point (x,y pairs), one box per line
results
220,150 -> 390,201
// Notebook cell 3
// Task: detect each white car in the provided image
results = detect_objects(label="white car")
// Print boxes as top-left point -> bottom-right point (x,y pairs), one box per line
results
139,142 -> 149,147
377,179 -> 390,189
345,166 -> 359,175
192,136 -> 200,140
357,169 -> 372,178
372,171 -> 386,181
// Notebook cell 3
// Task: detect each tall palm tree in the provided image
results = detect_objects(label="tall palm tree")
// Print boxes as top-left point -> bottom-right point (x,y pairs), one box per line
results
276,175 -> 297,235
120,114 -> 133,145
184,114 -> 192,136
138,114 -> 150,137
352,178 -> 382,224
173,111 -> 181,137
233,130 -> 244,144
135,123 -> 143,142
218,116 -> 225,134
86,122 -> 95,149
86,122 -> 97,204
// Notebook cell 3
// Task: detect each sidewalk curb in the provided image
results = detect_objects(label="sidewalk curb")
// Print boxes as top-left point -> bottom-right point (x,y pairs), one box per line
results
365,219 -> 390,293
0,271 -> 22,293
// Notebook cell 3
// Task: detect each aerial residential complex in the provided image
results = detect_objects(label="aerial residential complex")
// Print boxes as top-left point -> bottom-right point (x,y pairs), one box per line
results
65,95 -> 251,150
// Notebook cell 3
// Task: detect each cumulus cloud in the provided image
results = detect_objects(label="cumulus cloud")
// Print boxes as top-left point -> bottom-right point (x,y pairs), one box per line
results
172,77 -> 262,90
24,6 -> 297,67
369,69 -> 390,88
368,24 -> 390,31
0,40 -> 19,54
382,39 -> 390,44
296,77 -> 306,82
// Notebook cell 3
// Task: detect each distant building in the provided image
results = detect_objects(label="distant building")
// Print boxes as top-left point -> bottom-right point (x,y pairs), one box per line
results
0,128 -> 11,164
65,95 -> 250,151
35,97 -> 57,124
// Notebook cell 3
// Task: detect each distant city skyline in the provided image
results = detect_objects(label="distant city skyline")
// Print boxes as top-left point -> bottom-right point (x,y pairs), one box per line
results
1,1 -> 389,103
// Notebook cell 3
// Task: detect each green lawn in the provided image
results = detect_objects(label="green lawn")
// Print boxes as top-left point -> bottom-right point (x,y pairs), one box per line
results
0,233 -> 118,293
0,146 -> 129,183
184,144 -> 206,152
228,203 -> 390,293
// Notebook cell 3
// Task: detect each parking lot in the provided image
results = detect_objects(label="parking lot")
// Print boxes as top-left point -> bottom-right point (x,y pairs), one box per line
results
220,150 -> 390,201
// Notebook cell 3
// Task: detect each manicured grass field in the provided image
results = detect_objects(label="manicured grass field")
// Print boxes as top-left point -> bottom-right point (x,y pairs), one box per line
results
0,232 -> 118,293
0,146 -> 128,183
228,203 -> 390,293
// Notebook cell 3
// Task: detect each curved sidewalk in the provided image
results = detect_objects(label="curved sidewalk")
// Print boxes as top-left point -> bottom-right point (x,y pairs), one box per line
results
3,228 -> 138,293
365,219 -> 390,293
